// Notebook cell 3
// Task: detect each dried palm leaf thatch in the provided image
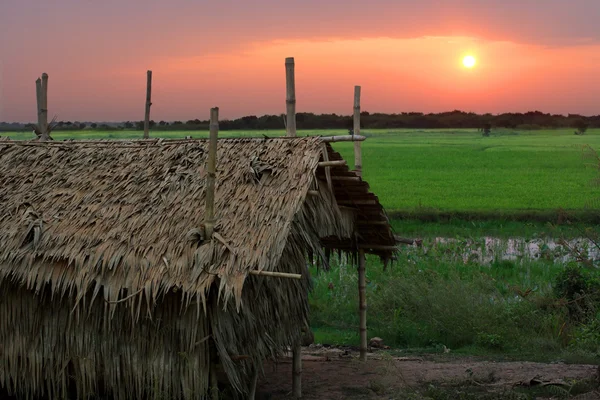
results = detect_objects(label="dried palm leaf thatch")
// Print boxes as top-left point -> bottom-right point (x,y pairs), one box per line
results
0,137 -> 395,398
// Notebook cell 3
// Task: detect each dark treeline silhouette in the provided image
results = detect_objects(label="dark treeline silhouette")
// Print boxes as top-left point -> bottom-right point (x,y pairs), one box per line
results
1,111 -> 599,132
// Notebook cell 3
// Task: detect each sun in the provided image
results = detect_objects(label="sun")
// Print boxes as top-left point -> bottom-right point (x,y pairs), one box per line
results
462,55 -> 476,68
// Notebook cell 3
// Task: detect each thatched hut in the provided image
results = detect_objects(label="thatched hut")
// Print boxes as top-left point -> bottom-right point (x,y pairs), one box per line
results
0,136 -> 395,399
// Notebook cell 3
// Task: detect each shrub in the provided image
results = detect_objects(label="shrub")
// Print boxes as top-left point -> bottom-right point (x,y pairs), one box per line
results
570,314 -> 600,354
573,120 -> 589,135
554,264 -> 600,322
475,333 -> 504,350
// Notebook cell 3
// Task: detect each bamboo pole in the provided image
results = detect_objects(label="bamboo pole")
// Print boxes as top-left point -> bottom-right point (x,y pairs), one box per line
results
249,366 -> 258,400
285,56 -> 300,396
249,270 -> 302,279
35,78 -> 43,135
209,362 -> 219,400
143,70 -> 152,139
318,160 -> 346,168
358,249 -> 367,361
205,107 -> 219,238
40,73 -> 49,138
285,57 -> 296,137
353,86 -> 362,178
292,341 -> 302,398
321,135 -> 366,143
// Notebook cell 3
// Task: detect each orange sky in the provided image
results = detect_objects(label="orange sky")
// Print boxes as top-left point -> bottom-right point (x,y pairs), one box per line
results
1,0 -> 599,122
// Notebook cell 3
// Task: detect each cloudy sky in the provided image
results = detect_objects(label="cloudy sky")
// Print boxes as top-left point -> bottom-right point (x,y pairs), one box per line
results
1,0 -> 599,122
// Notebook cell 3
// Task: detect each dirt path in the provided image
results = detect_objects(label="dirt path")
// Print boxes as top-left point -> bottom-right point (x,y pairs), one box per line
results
258,347 -> 599,399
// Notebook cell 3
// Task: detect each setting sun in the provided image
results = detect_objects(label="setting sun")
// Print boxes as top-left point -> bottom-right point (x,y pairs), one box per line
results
463,55 -> 476,68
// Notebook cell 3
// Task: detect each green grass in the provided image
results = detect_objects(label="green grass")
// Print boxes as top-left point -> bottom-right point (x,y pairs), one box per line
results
392,219 -> 600,240
310,246 -> 600,363
332,128 -> 600,216
6,127 -> 600,221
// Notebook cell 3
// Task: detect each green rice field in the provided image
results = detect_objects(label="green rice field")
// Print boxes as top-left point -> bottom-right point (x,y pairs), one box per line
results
6,127 -> 600,220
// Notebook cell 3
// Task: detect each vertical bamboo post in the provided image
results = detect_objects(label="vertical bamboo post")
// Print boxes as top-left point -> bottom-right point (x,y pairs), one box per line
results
248,365 -> 258,400
358,249 -> 367,361
285,57 -> 296,137
353,86 -> 362,178
292,341 -> 302,398
40,73 -> 49,137
288,55 -> 301,397
35,78 -> 43,135
209,362 -> 219,400
205,107 -> 219,238
143,70 -> 152,139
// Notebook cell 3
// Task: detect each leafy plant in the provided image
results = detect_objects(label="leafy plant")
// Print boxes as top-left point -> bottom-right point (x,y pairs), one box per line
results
554,264 -> 600,323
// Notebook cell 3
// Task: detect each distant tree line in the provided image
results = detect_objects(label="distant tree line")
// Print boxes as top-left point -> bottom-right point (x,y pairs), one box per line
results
1,111 -> 599,132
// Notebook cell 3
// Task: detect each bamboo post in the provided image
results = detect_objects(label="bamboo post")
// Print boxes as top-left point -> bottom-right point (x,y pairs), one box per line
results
40,73 -> 49,137
321,134 -> 366,143
143,70 -> 152,139
35,78 -> 43,135
249,270 -> 301,279
209,362 -> 219,400
353,86 -> 362,177
288,55 -> 301,397
205,107 -> 219,238
358,249 -> 367,361
285,57 -> 296,137
249,366 -> 258,400
318,160 -> 347,168
292,341 -> 302,398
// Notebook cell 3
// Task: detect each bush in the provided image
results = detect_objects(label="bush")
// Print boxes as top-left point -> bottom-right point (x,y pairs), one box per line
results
570,314 -> 600,354
475,333 -> 504,350
573,120 -> 589,135
554,264 -> 600,322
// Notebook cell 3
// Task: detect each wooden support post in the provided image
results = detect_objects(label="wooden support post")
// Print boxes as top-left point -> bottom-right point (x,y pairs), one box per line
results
40,73 -> 49,139
318,160 -> 347,168
358,249 -> 367,361
285,57 -> 300,396
285,57 -> 296,137
292,341 -> 302,398
321,134 -> 366,143
143,70 -> 152,139
205,107 -> 219,238
249,270 -> 302,279
353,86 -> 362,178
35,78 -> 43,135
249,365 -> 258,400
209,362 -> 219,400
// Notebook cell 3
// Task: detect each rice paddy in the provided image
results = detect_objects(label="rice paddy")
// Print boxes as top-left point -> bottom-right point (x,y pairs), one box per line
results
7,127 -> 600,221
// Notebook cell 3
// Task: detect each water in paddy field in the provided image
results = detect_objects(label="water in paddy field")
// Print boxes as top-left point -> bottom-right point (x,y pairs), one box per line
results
421,237 -> 600,266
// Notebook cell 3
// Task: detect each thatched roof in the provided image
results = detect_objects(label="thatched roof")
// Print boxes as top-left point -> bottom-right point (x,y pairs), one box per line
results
0,137 -> 395,398
0,137 -> 394,305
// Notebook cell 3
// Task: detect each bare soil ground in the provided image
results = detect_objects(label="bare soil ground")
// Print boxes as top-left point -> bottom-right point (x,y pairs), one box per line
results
258,346 -> 600,399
